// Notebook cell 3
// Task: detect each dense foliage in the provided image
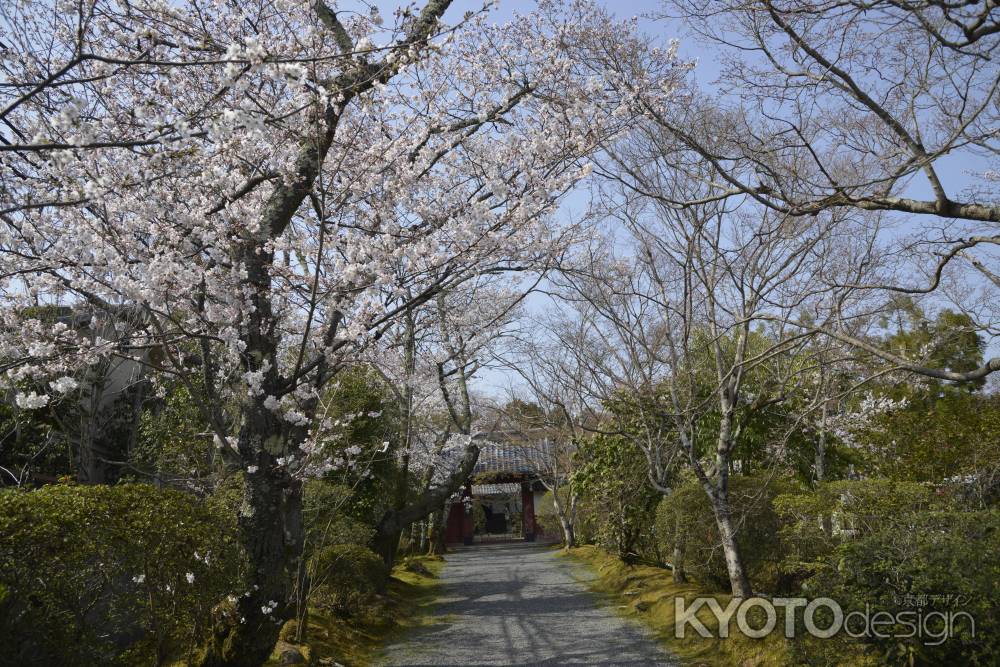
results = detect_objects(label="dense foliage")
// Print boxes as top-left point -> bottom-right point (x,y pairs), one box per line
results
655,474 -> 802,592
0,0 -> 997,663
572,434 -> 660,562
570,371 -> 1000,662
0,484 -> 240,666
776,480 -> 1000,665
309,544 -> 388,619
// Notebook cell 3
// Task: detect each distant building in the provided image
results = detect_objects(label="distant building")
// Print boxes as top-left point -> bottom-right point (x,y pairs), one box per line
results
19,306 -> 149,485
445,440 -> 552,545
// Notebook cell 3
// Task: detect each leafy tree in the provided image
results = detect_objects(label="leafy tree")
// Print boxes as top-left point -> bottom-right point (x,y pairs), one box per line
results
881,304 -> 986,393
0,396 -> 67,485
777,480 -> 999,666
573,433 -> 660,562
316,367 -> 400,531
132,380 -> 223,491
853,392 -> 1000,494
846,308 -> 1000,494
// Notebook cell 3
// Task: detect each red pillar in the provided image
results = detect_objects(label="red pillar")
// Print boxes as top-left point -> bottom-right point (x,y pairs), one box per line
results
521,481 -> 536,542
445,503 -> 464,543
461,482 -> 474,545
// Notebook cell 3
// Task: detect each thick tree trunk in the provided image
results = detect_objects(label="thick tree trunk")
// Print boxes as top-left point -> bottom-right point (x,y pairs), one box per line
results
378,450 -> 412,566
193,4 -> 459,661
199,234 -> 307,665
201,460 -> 304,666
200,369 -> 306,666
559,516 -> 575,549
371,526 -> 402,570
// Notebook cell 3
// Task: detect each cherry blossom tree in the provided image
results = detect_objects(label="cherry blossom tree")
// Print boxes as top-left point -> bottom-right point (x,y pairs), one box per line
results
0,0 -> 682,661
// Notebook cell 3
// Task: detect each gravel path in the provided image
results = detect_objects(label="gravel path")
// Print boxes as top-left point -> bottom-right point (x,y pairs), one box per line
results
379,543 -> 676,666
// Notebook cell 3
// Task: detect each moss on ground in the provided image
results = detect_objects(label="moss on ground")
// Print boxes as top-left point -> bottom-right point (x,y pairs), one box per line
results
562,545 -> 875,667
265,555 -> 444,667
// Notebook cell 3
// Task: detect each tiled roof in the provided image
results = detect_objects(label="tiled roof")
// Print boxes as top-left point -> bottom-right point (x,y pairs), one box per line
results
473,442 -> 538,475
471,483 -> 521,496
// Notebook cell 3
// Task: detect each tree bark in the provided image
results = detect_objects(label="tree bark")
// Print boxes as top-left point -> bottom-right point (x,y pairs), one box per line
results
710,492 -> 752,598
550,487 -> 576,549
685,422 -> 753,598
201,454 -> 304,666
559,516 -> 575,549
375,450 -> 411,569
420,516 -> 432,553
711,384 -> 753,598
672,510 -> 687,584
201,241 -> 305,666
413,520 -> 426,554
427,503 -> 449,555
371,442 -> 479,570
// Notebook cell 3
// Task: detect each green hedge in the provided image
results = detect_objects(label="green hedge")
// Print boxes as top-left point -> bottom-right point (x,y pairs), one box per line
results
775,480 -> 999,665
0,483 -> 240,666
309,543 -> 387,618
811,510 -> 999,665
654,474 -> 802,592
774,479 -> 936,583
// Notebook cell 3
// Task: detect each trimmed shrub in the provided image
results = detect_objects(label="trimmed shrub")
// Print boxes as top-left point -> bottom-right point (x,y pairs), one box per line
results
309,543 -> 387,618
654,474 -> 802,592
0,483 -> 240,666
774,479 -> 936,584
783,510 -> 1000,666
776,481 -> 999,666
